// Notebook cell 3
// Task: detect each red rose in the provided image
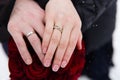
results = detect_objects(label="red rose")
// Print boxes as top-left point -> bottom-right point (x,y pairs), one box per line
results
8,37 -> 85,80
24,55 -> 50,80
68,48 -> 85,76
9,38 -> 25,80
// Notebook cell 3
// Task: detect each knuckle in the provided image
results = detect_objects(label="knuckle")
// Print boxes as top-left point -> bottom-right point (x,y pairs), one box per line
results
42,41 -> 47,48
66,17 -> 72,23
57,13 -> 65,20
45,28 -> 51,35
42,38 -> 49,48
76,20 -> 82,27
42,40 -> 48,47
27,12 -> 36,19
45,53 -> 53,61
69,40 -> 75,48
7,22 -> 20,35
16,41 -> 24,48
55,57 -> 62,64
64,53 -> 71,61
30,37 -> 38,45
51,35 -> 59,44
20,49 -> 27,55
7,22 -> 15,32
59,41 -> 66,49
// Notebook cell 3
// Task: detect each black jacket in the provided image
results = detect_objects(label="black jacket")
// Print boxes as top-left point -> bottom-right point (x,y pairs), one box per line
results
0,0 -> 117,53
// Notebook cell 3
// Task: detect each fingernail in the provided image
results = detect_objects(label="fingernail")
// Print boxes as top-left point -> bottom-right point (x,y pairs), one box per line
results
61,61 -> 67,68
44,60 -> 50,67
53,65 -> 59,72
26,59 -> 32,65
43,48 -> 47,53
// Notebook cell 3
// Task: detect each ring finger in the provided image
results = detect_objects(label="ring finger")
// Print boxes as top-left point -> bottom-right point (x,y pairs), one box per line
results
43,26 -> 62,67
23,25 -> 44,63
52,23 -> 73,72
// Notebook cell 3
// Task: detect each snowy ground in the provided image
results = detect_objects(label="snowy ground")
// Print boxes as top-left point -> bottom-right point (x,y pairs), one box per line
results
0,1 -> 120,80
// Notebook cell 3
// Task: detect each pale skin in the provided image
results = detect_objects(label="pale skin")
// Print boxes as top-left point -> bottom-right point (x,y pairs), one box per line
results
8,0 -> 82,72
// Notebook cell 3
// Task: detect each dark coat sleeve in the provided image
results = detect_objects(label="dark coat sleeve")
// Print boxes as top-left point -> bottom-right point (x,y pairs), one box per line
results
0,0 -> 15,42
74,0 -> 117,32
0,0 -> 116,48
36,0 -> 116,32
0,0 -> 15,27
83,2 -> 116,53
0,0 -> 116,31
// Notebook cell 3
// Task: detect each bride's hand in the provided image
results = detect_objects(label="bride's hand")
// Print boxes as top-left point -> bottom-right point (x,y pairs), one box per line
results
42,0 -> 82,72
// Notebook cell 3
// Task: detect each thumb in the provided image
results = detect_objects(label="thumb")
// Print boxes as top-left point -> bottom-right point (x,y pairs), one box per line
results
76,31 -> 82,50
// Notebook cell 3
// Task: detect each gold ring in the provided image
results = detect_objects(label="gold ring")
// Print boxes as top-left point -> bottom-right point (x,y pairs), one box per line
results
26,31 -> 35,38
53,25 -> 63,33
